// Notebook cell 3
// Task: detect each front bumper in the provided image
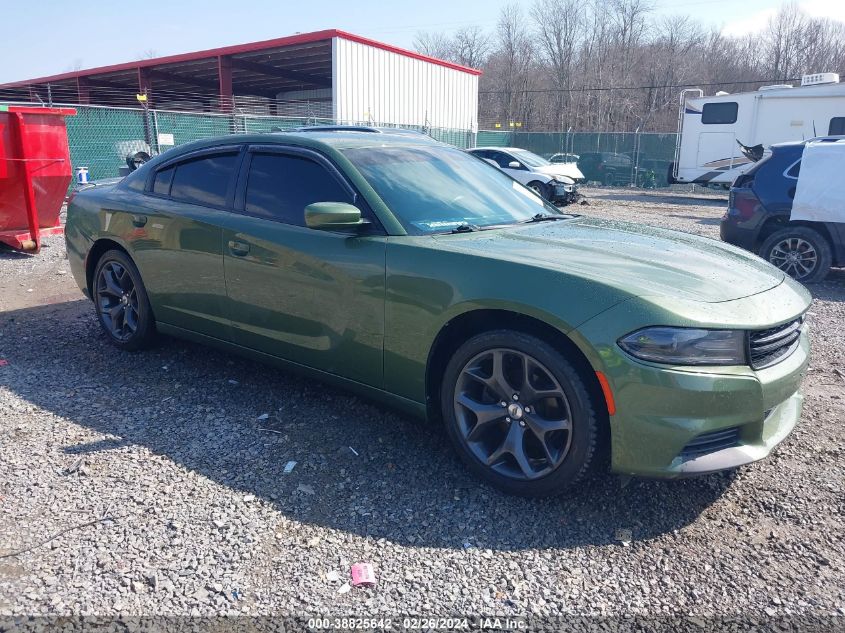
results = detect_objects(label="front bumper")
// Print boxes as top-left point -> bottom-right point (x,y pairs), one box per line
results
551,182 -> 577,204
572,286 -> 811,478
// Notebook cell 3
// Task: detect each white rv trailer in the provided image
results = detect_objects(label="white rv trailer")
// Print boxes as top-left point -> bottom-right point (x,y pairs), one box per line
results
672,73 -> 845,186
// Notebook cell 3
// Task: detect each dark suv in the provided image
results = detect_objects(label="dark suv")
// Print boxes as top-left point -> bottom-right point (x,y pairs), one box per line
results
721,139 -> 845,282
577,152 -> 633,186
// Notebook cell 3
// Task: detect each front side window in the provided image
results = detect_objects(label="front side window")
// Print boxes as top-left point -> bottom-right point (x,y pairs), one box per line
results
701,102 -> 738,124
244,153 -> 353,225
509,149 -> 550,169
487,151 -> 513,169
343,144 -> 563,235
168,153 -> 238,207
828,117 -> 845,135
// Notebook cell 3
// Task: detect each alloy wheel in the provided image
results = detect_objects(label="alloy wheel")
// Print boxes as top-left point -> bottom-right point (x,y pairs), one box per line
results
96,261 -> 139,342
453,348 -> 573,481
769,237 -> 818,279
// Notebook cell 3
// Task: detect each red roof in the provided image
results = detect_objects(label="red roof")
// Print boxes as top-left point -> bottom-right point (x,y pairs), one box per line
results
0,29 -> 481,88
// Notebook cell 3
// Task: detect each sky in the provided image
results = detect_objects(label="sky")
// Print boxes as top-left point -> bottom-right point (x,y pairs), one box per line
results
1,0 -> 844,83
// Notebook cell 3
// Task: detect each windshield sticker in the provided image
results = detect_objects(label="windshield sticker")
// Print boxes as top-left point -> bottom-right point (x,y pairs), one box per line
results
513,181 -> 545,205
412,219 -> 468,231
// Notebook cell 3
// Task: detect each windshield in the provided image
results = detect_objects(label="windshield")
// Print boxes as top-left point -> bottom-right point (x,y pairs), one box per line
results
510,149 -> 550,168
342,145 -> 562,234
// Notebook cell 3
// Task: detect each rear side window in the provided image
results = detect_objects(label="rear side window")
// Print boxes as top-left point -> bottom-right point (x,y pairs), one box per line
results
702,102 -> 738,124
152,166 -> 175,195
786,161 -> 801,178
244,153 -> 353,225
168,153 -> 238,207
829,117 -> 845,135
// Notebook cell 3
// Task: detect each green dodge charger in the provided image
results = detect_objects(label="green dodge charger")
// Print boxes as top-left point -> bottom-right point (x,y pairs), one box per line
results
66,127 -> 811,497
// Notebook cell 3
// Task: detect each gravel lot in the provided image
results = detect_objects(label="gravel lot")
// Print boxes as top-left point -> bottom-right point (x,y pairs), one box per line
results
1,188 -> 843,620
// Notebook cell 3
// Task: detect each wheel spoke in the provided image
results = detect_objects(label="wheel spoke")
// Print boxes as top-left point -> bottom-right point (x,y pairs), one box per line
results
464,349 -> 516,398
100,269 -> 123,298
455,393 -> 506,441
114,264 -> 133,293
525,413 -> 571,436
124,306 -> 138,332
486,423 -> 533,477
519,355 -> 563,404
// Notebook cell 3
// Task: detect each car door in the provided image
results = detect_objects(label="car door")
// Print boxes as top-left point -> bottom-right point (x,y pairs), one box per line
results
219,145 -> 387,388
129,146 -> 243,340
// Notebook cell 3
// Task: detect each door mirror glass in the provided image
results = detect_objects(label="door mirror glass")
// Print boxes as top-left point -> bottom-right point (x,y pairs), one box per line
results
508,161 -> 522,169
305,202 -> 365,230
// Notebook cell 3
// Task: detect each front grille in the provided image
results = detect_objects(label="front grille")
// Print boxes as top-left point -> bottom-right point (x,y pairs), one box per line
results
748,317 -> 804,369
680,427 -> 741,461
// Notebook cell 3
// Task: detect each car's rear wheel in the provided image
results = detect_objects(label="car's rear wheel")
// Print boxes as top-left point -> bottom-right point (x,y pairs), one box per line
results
759,227 -> 832,283
93,249 -> 156,350
601,171 -> 615,186
441,330 -> 600,497
526,180 -> 550,200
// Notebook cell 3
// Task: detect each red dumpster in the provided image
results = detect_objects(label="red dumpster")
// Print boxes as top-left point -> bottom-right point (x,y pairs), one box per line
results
0,105 -> 76,252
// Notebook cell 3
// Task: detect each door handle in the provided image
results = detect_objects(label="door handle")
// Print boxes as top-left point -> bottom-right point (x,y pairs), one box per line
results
131,214 -> 147,227
228,240 -> 250,256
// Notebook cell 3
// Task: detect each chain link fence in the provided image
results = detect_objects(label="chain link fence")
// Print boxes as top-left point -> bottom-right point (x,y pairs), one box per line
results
51,104 -> 476,184
475,130 -> 679,188
23,102 -> 679,188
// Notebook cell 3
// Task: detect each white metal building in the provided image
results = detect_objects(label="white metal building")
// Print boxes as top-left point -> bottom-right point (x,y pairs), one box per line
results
1,29 -> 482,132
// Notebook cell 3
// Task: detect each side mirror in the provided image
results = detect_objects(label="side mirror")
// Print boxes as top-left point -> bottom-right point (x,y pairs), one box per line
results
304,202 -> 367,231
508,161 -> 522,169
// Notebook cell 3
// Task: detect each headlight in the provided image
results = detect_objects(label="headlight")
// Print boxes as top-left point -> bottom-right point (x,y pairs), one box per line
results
554,176 -> 575,185
617,327 -> 746,365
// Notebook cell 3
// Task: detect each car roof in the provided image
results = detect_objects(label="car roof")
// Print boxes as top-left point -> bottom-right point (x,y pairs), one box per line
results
771,136 -> 845,150
469,147 -> 525,152
150,127 -> 444,162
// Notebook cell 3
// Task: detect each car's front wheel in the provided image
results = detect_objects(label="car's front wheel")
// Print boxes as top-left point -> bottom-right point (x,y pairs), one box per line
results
441,330 -> 600,497
526,180 -> 550,201
93,249 -> 157,350
759,226 -> 832,283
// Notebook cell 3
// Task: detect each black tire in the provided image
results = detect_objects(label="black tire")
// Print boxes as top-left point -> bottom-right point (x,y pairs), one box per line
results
526,180 -> 551,201
92,249 -> 156,351
759,226 -> 832,283
601,171 -> 615,186
441,330 -> 601,497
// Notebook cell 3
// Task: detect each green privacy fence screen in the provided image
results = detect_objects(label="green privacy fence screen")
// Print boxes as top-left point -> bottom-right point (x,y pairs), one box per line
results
474,130 -> 679,187
55,104 -> 477,184
51,104 -> 679,187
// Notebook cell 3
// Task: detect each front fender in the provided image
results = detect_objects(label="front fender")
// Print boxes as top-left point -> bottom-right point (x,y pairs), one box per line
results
383,238 -> 630,404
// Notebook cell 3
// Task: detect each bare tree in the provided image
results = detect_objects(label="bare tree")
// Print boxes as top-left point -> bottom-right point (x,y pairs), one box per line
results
415,0 -> 845,133
450,26 -> 491,69
413,31 -> 453,59
531,0 -> 584,129
765,2 -> 808,78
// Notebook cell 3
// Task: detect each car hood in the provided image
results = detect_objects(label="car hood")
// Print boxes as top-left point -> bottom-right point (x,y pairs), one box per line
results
536,163 -> 585,181
438,216 -> 785,303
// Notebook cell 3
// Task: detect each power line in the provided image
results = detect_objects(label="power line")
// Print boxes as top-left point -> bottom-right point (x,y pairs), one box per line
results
479,77 -> 799,94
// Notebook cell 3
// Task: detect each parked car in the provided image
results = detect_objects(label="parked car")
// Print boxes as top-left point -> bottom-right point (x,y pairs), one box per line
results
577,152 -> 633,186
67,127 -> 810,497
467,147 -> 582,204
549,152 -> 580,164
721,138 -> 845,282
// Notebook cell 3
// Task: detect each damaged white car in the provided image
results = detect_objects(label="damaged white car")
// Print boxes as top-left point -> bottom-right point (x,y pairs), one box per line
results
468,147 -> 582,205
